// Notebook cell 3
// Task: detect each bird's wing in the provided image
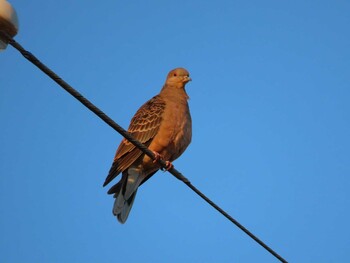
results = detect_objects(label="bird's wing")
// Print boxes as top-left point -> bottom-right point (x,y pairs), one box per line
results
103,95 -> 165,186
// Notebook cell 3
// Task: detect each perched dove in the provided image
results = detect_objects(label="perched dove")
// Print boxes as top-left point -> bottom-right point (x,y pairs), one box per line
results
103,68 -> 192,223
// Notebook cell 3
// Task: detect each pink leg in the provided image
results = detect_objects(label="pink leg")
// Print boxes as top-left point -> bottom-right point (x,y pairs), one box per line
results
165,161 -> 174,171
152,151 -> 161,163
152,151 -> 174,171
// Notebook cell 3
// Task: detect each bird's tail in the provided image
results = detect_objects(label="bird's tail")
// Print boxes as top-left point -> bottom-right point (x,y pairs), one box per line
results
107,168 -> 143,224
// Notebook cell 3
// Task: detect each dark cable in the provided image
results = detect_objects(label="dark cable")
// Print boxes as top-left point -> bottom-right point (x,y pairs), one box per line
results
0,31 -> 287,263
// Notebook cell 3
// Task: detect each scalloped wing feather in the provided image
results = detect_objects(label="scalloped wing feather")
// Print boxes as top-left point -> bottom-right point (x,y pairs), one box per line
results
103,95 -> 165,186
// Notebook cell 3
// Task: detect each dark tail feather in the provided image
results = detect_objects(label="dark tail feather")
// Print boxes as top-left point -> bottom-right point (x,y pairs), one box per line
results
108,168 -> 143,223
115,191 -> 137,223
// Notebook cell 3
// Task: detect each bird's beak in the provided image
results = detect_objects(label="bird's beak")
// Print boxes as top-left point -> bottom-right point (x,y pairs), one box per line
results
184,76 -> 192,83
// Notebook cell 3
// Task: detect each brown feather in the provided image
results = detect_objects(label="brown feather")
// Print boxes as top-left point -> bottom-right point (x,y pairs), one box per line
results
103,95 -> 165,186
104,67 -> 192,223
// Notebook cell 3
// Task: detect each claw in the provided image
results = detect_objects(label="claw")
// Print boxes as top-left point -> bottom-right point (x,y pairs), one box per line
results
151,151 -> 174,171
165,161 -> 174,171
152,151 -> 161,163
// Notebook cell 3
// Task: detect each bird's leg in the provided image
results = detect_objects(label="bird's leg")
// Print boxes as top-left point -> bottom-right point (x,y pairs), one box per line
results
164,161 -> 174,171
152,151 -> 162,163
151,151 -> 174,171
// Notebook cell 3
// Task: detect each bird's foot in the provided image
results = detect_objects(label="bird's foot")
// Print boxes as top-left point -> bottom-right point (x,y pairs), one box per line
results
152,151 -> 162,163
152,151 -> 174,171
164,161 -> 174,171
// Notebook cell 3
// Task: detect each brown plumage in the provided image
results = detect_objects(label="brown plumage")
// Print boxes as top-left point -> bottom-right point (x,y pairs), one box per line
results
103,68 -> 192,223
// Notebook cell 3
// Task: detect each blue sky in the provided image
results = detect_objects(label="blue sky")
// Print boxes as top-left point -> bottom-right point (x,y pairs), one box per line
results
1,0 -> 349,262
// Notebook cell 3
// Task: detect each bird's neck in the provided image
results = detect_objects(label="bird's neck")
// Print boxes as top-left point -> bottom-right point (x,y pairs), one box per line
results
160,84 -> 189,101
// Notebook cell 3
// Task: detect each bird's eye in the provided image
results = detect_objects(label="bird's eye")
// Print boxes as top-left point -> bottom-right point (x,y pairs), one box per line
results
173,73 -> 177,76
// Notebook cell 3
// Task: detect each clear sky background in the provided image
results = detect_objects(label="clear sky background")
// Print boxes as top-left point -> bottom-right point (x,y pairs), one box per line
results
1,1 -> 349,262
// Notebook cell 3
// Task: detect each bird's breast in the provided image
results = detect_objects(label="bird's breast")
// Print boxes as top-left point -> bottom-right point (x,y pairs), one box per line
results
148,99 -> 192,162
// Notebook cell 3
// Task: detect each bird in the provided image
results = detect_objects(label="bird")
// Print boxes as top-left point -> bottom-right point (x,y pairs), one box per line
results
103,67 -> 192,223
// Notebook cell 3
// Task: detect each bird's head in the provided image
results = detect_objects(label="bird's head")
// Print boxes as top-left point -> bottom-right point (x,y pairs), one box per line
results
165,68 -> 192,87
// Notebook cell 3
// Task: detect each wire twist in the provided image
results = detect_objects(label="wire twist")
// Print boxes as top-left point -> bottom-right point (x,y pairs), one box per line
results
0,30 -> 287,263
